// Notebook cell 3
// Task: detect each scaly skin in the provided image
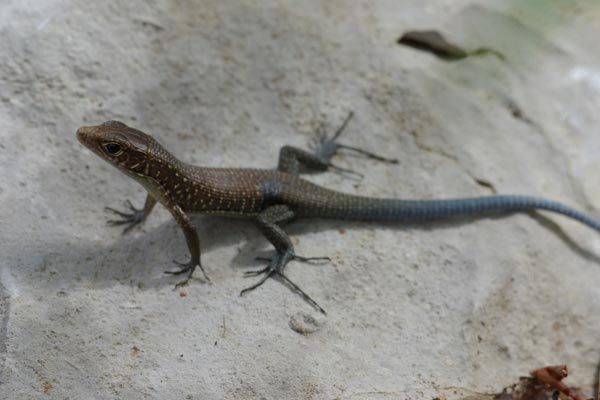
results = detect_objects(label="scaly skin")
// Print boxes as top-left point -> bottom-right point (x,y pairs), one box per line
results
77,113 -> 600,313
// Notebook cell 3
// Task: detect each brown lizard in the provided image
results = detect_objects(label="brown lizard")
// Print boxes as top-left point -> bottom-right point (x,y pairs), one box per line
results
77,113 -> 600,312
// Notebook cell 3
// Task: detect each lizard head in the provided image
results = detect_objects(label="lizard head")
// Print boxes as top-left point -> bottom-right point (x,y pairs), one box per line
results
77,120 -> 153,177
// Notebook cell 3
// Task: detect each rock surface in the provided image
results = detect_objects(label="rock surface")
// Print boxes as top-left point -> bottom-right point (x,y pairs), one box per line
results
2,1 -> 600,399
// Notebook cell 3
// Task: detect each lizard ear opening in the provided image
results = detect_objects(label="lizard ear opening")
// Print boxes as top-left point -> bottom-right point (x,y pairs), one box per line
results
103,142 -> 123,156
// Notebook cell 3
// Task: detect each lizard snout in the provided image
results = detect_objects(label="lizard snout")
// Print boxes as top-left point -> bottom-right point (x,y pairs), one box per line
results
76,126 -> 93,146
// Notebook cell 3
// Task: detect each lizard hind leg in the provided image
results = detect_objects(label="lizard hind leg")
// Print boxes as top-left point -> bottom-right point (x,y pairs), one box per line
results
313,111 -> 398,165
240,205 -> 328,314
294,110 -> 398,179
240,251 -> 327,314
277,111 -> 362,177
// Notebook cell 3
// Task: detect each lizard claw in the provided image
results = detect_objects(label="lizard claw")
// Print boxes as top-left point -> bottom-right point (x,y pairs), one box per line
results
253,254 -> 330,265
309,115 -> 349,162
241,251 -> 327,314
244,265 -> 270,276
292,254 -> 331,263
310,111 -> 396,179
165,258 -> 211,285
164,260 -> 193,275
326,162 -> 364,180
174,278 -> 190,288
105,199 -> 145,234
336,144 -> 399,164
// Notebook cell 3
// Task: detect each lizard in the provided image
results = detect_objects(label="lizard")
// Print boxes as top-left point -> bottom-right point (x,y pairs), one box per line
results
77,112 -> 600,313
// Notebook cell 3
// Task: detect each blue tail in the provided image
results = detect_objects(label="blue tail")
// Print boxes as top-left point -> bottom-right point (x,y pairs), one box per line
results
317,195 -> 600,232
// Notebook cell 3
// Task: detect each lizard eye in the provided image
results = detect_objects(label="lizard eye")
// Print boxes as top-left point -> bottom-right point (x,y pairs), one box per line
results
103,142 -> 123,156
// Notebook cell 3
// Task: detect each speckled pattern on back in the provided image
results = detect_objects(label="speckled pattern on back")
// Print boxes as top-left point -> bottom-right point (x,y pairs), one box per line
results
77,121 -> 600,230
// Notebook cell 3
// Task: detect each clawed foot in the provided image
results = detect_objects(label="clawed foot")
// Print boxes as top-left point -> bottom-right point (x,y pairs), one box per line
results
240,251 -> 328,314
105,200 -> 145,234
165,258 -> 210,288
311,111 -> 398,179
253,254 -> 330,264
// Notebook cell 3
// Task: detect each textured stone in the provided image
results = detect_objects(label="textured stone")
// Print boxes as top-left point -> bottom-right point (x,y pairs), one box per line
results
1,1 -> 600,399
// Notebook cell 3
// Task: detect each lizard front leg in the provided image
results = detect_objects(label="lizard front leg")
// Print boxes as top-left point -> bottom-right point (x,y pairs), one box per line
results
162,201 -> 210,287
240,205 -> 329,313
106,195 -> 157,234
277,111 -> 397,177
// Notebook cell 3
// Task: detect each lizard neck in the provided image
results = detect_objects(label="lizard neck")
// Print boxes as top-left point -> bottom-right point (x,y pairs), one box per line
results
122,139 -> 190,202
133,141 -> 216,211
